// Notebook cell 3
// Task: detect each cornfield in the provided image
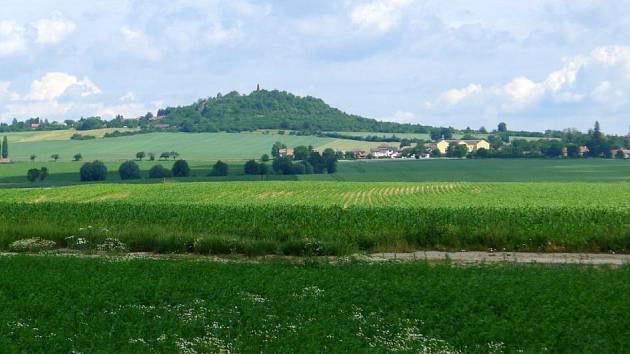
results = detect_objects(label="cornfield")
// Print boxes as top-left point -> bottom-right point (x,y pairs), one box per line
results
2,181 -> 629,254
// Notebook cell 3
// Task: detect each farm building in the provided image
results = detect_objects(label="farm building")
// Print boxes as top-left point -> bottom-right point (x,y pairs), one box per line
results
611,148 -> 630,159
370,144 -> 400,158
279,148 -> 294,158
432,139 -> 490,154
351,149 -> 367,159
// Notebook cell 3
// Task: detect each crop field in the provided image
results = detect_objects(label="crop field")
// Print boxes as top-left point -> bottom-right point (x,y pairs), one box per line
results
1,181 -> 629,255
0,256 -> 628,353
5,131 -> 387,162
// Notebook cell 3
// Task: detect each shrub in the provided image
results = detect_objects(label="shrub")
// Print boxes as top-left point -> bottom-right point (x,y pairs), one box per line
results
97,238 -> 128,253
80,160 -> 108,181
119,160 -> 141,180
73,153 -> 82,161
9,238 -> 56,252
39,167 -> 49,181
244,160 -> 259,175
172,160 -> 190,177
26,168 -> 40,182
148,164 -> 172,178
210,160 -> 229,176
261,154 -> 270,162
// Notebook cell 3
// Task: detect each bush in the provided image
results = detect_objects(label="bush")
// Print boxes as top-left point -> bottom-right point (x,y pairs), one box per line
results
171,160 -> 190,177
73,153 -> 82,161
9,238 -> 56,252
80,160 -> 108,181
39,167 -> 49,181
26,168 -> 40,182
97,238 -> 128,253
70,133 -> 96,140
119,160 -> 141,180
148,164 -> 172,178
210,160 -> 229,176
244,160 -> 259,175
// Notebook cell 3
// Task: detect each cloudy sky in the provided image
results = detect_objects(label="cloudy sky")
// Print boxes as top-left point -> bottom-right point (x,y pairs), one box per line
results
2,0 -> 630,134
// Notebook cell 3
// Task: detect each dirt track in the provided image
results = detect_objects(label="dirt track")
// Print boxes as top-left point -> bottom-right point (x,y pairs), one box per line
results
370,251 -> 630,266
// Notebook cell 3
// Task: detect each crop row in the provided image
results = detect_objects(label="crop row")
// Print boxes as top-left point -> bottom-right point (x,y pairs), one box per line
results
2,181 -> 629,255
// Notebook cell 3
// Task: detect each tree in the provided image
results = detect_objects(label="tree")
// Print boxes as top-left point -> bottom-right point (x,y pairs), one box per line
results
322,148 -> 338,173
447,144 -> 468,158
30,154 -> 36,161
136,151 -> 146,161
39,167 -> 49,181
80,160 -> 108,181
271,142 -> 286,158
171,160 -> 190,177
430,149 -> 442,158
51,154 -> 60,161
73,153 -> 82,161
210,160 -> 229,176
475,148 -> 489,158
293,145 -> 310,160
1,136 -> 7,159
244,159 -> 260,175
119,160 -> 141,180
171,151 -> 180,160
148,152 -> 155,161
587,121 -> 607,157
27,168 -> 40,182
261,154 -> 270,162
148,164 -> 172,178
497,122 -> 508,132
159,152 -> 171,160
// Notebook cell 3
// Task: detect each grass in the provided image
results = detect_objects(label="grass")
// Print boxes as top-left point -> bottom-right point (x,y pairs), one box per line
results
0,256 -> 628,353
5,131 -> 387,162
3,158 -> 630,188
1,181 -> 629,255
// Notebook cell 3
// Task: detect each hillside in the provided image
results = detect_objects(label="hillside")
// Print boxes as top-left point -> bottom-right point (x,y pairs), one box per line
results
156,89 -> 431,133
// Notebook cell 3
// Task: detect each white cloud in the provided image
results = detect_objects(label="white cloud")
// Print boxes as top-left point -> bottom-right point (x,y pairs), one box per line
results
0,20 -> 27,56
25,72 -> 101,101
591,45 -> 630,77
350,0 -> 412,32
384,110 -> 417,123
205,22 -> 242,46
0,82 -> 20,101
33,16 -> 76,44
119,91 -> 136,102
120,26 -> 161,61
439,83 -> 482,105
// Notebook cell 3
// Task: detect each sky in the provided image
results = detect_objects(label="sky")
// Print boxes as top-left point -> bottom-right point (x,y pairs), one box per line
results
2,0 -> 630,134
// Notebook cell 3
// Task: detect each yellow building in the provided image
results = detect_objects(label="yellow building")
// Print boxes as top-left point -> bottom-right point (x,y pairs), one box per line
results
434,139 -> 490,154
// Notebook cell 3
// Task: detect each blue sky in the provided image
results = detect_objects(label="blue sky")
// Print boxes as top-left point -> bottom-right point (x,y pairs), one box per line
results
2,0 -> 630,134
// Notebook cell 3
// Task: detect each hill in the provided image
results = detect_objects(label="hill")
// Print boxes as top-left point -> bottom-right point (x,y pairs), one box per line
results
156,89 -> 431,133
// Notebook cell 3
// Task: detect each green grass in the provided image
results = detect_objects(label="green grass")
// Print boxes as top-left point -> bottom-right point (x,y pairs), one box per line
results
5,131 -> 387,162
0,256 -> 628,353
329,158 -> 630,182
1,181 -> 629,255
3,159 -> 630,188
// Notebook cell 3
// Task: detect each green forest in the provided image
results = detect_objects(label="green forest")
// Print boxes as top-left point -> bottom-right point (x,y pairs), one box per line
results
156,90 -> 432,133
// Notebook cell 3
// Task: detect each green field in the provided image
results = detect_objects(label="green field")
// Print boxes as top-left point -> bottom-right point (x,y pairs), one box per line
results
4,131 -> 388,162
2,159 -> 630,187
1,256 -> 628,353
1,181 -> 629,255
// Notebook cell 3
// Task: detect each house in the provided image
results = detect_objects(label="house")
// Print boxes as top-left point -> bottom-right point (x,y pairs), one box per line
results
279,148 -> 294,158
0,158 -> 10,164
432,139 -> 490,154
611,148 -> 630,159
562,145 -> 591,158
370,144 -> 399,158
31,123 -> 40,129
351,149 -> 367,159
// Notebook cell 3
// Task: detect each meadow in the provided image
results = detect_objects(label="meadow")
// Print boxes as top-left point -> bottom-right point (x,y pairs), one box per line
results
4,131 -> 386,162
2,158 -> 630,187
1,181 -> 629,255
0,256 -> 628,353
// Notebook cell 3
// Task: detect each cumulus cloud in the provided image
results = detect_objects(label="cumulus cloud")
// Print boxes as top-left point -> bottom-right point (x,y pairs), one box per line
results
591,45 -> 630,77
120,26 -> 161,61
350,0 -> 412,32
33,16 -> 76,44
25,72 -> 101,101
384,110 -> 418,123
439,83 -> 483,105
204,22 -> 242,46
0,21 -> 27,56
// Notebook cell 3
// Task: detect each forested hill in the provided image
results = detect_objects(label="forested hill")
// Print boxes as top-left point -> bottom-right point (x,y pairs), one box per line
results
156,90 -> 431,133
